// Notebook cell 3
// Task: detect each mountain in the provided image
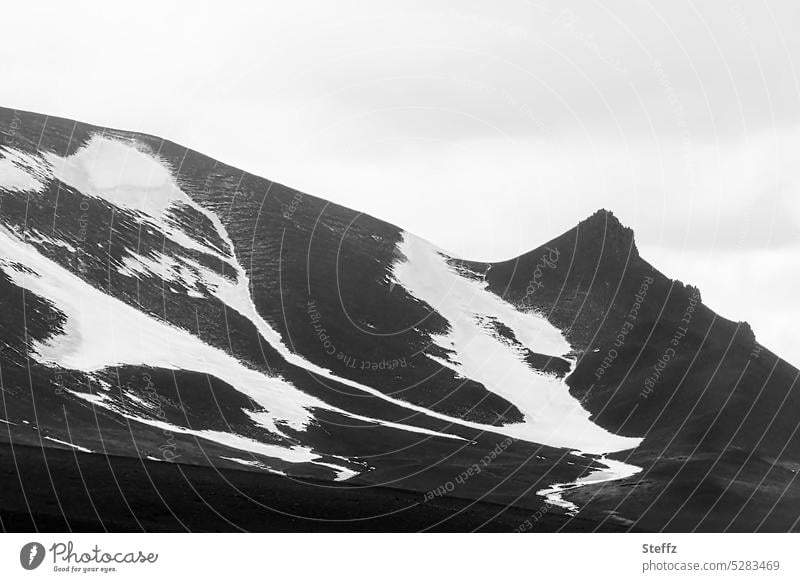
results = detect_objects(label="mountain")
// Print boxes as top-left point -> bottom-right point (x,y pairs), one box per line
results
1,106 -> 798,532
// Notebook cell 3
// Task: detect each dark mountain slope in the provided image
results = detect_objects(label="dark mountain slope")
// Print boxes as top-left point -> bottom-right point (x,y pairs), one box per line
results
2,106 -> 799,532
484,209 -> 800,531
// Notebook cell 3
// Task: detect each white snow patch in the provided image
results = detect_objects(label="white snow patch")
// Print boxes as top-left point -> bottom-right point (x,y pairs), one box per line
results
124,391 -> 157,411
0,223 -> 320,432
68,390 -> 356,479
24,229 -> 77,253
391,232 -> 640,454
117,251 -> 211,299
117,251 -> 176,280
65,389 -> 110,406
220,456 -> 287,475
43,436 -> 93,453
44,136 -> 228,260
44,137 -> 182,217
0,147 -> 49,193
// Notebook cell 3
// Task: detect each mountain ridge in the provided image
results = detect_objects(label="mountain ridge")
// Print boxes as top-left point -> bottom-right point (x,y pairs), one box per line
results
2,105 -> 799,532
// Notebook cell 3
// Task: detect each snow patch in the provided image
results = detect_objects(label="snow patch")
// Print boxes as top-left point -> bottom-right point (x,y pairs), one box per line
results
68,389 -> 356,479
24,229 -> 78,253
0,223 -> 320,432
124,391 -> 157,411
0,147 -> 49,193
44,137 -> 183,217
391,232 -> 640,454
219,455 -> 286,475
43,436 -> 93,453
44,136 -> 229,261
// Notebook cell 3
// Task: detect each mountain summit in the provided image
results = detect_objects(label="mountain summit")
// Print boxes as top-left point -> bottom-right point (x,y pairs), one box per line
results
1,106 -> 798,532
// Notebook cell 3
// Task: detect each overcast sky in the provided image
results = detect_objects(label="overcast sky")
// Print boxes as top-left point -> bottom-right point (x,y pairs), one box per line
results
2,0 -> 799,366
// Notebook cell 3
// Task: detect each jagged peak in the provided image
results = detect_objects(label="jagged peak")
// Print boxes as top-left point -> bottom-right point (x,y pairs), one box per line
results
579,208 -> 630,232
488,208 -> 640,268
575,208 -> 638,258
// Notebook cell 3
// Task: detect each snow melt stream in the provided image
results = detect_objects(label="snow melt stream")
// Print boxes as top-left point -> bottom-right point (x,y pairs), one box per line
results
536,456 -> 641,515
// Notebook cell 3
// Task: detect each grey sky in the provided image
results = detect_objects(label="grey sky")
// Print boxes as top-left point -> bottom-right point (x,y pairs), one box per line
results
2,0 -> 798,365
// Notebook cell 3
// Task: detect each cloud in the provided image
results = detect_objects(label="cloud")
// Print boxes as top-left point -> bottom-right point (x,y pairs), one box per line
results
267,125 -> 800,256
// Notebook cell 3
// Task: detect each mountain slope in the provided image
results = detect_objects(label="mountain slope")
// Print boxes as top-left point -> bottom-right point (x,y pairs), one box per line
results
1,106 -> 798,532
484,209 -> 800,531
